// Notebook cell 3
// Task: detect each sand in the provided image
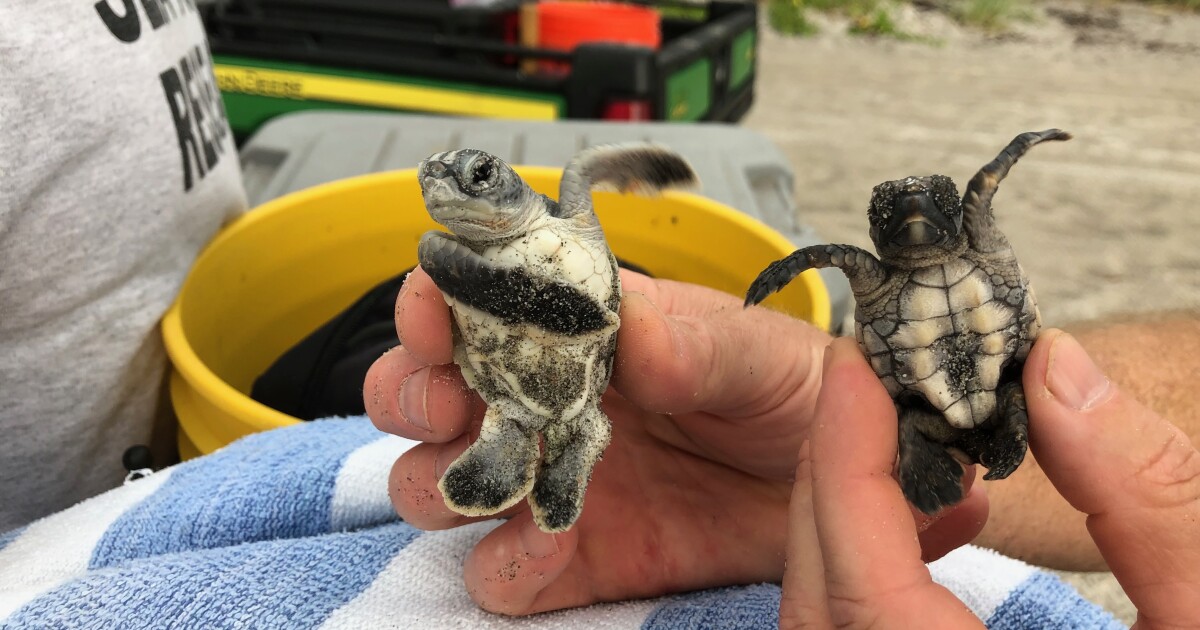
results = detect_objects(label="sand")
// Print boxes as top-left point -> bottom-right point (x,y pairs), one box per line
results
741,2 -> 1200,623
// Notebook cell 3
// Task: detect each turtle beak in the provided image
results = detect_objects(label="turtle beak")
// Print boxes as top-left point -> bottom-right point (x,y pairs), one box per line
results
420,159 -> 451,190
420,158 -> 464,205
884,192 -> 955,248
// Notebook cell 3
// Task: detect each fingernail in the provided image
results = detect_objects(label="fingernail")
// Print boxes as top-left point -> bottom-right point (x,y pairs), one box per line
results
1046,333 -> 1112,411
398,273 -> 412,302
395,275 -> 411,318
519,520 -> 561,558
821,337 -> 855,371
399,367 -> 432,431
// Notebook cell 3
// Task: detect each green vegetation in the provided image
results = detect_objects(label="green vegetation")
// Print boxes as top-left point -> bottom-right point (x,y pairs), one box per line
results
847,4 -> 911,37
766,0 -> 924,40
948,0 -> 1035,31
767,0 -> 820,35
847,4 -> 899,35
767,0 -> 943,41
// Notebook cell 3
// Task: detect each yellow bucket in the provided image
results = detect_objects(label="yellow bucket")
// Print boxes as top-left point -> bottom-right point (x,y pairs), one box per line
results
161,168 -> 831,459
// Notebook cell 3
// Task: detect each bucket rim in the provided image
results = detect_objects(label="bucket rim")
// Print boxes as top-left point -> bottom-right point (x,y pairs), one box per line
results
162,166 -> 831,434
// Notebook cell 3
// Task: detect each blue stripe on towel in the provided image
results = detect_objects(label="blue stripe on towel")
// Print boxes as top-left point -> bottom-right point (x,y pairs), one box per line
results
642,583 -> 781,630
639,572 -> 1122,630
987,572 -> 1126,630
4,521 -> 420,630
90,418 -> 387,567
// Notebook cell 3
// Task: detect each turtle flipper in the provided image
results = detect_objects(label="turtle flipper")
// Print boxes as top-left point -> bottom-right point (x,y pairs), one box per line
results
956,380 -> 1030,481
898,406 -> 966,515
418,231 -> 618,336
438,400 -> 541,517
962,129 -> 1071,253
744,244 -> 887,307
529,403 -> 612,533
555,143 -> 699,221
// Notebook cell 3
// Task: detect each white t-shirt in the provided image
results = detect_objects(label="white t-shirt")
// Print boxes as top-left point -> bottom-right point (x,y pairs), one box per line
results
0,0 -> 246,530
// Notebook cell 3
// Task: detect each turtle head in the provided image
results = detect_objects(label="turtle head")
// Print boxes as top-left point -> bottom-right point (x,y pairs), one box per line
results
419,149 -> 539,242
867,175 -> 964,263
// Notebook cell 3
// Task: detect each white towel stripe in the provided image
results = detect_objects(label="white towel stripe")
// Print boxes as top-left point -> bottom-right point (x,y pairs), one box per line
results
321,521 -> 663,629
929,545 -> 1038,621
329,435 -> 419,531
0,469 -> 173,618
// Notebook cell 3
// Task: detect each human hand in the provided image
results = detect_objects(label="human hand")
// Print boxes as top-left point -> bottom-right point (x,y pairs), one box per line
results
782,331 -> 1200,629
365,268 -> 986,615
1025,329 -> 1200,629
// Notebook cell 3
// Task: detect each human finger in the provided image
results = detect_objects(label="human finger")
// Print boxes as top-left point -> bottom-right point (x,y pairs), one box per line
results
779,440 -> 834,629
462,511 -> 580,616
364,345 -> 480,442
787,457 -> 987,565
617,269 -> 753,320
389,438 -> 523,531
810,337 -> 983,628
1025,329 -> 1200,627
916,479 -> 989,563
395,266 -> 454,365
612,288 -> 830,418
779,451 -> 982,628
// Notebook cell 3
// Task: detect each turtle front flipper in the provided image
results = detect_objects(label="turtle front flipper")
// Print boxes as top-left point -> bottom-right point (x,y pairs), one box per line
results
744,244 -> 887,307
962,129 -> 1071,253
555,143 -> 699,221
418,231 -> 618,336
529,403 -> 613,533
439,399 -> 541,517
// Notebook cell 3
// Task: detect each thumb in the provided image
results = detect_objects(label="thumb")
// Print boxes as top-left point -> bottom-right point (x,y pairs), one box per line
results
611,289 -> 827,418
1025,329 -> 1200,628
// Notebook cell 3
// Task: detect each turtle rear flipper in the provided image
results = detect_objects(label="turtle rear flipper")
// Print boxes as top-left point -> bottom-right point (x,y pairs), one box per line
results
438,400 -> 541,517
898,406 -> 965,515
555,143 -> 699,221
529,404 -> 612,533
955,380 -> 1030,481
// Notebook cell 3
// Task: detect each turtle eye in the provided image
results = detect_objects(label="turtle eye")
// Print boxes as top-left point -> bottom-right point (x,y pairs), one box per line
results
472,158 -> 494,185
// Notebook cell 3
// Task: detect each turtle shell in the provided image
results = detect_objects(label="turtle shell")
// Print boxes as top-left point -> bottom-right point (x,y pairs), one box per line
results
854,253 -> 1041,429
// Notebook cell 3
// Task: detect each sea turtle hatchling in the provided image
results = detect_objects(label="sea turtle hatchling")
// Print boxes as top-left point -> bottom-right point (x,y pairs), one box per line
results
416,144 -> 697,532
745,129 -> 1070,515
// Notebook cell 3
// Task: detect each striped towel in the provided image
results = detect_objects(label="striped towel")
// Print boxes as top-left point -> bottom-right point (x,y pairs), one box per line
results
0,418 -> 1125,629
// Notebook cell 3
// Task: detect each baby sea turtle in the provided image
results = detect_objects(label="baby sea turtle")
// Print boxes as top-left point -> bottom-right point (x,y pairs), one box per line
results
745,129 -> 1070,514
417,145 -> 697,532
